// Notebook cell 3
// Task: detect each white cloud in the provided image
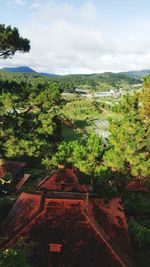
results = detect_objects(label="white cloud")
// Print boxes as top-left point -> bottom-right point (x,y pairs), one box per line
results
1,0 -> 150,74
15,0 -> 26,5
11,0 -> 27,6
29,2 -> 41,10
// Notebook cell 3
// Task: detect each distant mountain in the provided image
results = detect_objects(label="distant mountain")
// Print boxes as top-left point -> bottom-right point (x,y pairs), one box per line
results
1,66 -> 36,73
0,66 -> 59,77
120,70 -> 150,79
1,66 -> 150,79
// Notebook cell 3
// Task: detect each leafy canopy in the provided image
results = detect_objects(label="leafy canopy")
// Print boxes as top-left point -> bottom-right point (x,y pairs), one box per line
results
0,24 -> 30,59
104,76 -> 150,185
45,133 -> 107,175
0,75 -> 62,161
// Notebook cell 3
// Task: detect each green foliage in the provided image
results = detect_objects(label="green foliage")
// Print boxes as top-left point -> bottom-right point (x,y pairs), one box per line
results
142,76 -> 150,121
57,72 -> 139,92
93,165 -> 117,198
122,190 -> 150,267
61,98 -> 104,140
128,219 -> 150,267
0,233 -> 35,267
44,133 -> 106,175
62,125 -> 83,142
129,220 -> 150,246
122,191 -> 150,216
62,99 -> 102,121
0,24 -> 30,59
0,73 -> 62,162
104,78 -> 150,186
0,172 -> 12,185
0,247 -> 31,267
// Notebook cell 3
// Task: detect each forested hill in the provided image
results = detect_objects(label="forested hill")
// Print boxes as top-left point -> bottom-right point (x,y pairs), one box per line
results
61,72 -> 140,90
0,69 -> 141,93
120,69 -> 150,79
1,66 -> 150,79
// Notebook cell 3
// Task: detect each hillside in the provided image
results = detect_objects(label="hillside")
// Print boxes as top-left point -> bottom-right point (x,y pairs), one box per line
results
1,66 -> 148,80
121,69 -> 150,79
0,67 -> 142,93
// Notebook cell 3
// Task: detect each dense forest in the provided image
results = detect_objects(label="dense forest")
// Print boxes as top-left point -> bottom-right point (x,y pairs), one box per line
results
0,67 -> 141,92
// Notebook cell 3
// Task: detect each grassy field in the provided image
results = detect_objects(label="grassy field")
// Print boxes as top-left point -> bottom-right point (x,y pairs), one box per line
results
62,98 -> 102,121
62,96 -> 120,141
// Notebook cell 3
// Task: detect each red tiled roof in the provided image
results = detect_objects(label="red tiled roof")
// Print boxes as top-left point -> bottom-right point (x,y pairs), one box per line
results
1,192 -> 135,267
38,167 -> 90,193
1,192 -> 41,237
0,167 -> 136,267
15,174 -> 30,190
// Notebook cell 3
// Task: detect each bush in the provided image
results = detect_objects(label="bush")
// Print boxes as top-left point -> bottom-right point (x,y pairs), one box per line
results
128,219 -> 150,267
129,220 -> 150,246
93,166 -> 118,198
0,248 -> 31,267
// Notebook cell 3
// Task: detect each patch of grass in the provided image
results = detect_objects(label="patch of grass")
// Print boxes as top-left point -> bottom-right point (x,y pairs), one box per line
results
62,97 -> 121,141
62,99 -> 102,121
62,126 -> 84,141
75,120 -> 95,134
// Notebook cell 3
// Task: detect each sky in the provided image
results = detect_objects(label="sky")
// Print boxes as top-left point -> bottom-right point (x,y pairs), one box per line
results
1,0 -> 150,74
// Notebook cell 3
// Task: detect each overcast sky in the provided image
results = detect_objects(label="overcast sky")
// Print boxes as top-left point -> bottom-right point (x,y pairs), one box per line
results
1,0 -> 150,74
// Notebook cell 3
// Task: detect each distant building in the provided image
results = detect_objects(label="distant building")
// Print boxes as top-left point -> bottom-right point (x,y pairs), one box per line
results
75,88 -> 88,94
